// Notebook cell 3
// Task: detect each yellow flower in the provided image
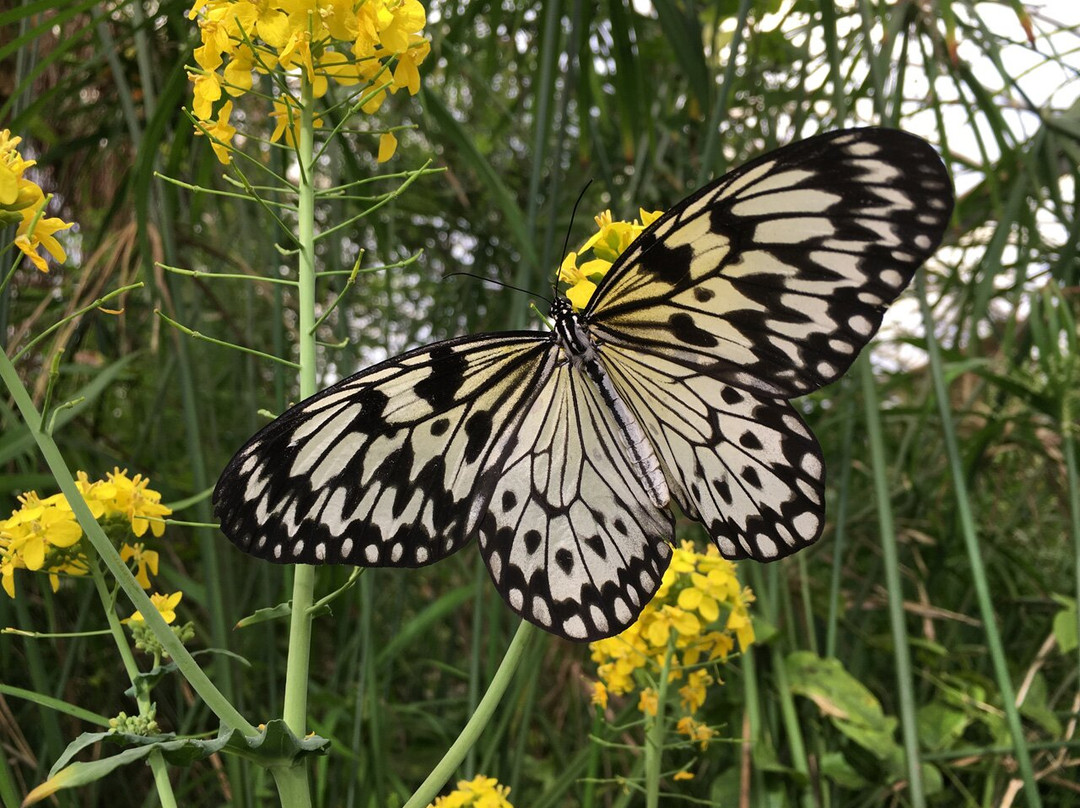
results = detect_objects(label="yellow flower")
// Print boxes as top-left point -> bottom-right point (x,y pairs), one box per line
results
589,539 -> 754,725
644,605 -> 699,647
1,131 -> 74,272
189,69 -> 223,120
391,36 -> 430,95
75,471 -> 108,519
188,0 -> 429,161
200,99 -> 238,164
678,670 -> 714,714
104,468 -> 172,537
673,771 -> 695,781
1,553 -> 17,598
429,774 -> 513,808
676,716 -> 717,749
0,501 -> 82,571
125,591 -> 183,625
638,687 -> 659,717
121,543 -> 160,589
559,207 -> 663,309
591,680 -> 608,709
270,96 -> 323,147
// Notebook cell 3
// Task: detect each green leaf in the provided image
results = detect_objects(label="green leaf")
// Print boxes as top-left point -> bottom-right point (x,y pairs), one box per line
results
124,649 -> 251,700
785,651 -> 900,760
28,721 -> 330,803
819,752 -> 869,789
1017,673 -> 1062,737
917,700 -> 972,752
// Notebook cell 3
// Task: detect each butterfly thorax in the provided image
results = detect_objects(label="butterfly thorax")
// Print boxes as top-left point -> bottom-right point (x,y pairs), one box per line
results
552,296 -> 670,509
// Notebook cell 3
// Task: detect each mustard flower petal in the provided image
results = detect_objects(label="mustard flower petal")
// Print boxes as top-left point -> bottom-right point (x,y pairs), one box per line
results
566,280 -> 597,311
378,132 -> 398,163
0,162 -> 18,206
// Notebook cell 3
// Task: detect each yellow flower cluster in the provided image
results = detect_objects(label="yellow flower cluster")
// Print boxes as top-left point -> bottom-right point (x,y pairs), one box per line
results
558,207 -> 664,309
589,541 -> 754,746
0,469 -> 172,601
428,775 -> 513,808
188,0 -> 429,164
0,130 -> 73,272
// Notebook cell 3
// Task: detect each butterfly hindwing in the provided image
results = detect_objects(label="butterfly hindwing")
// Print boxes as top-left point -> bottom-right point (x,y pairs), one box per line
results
600,342 -> 824,562
586,128 -> 953,398
212,333 -> 554,567
478,358 -> 674,640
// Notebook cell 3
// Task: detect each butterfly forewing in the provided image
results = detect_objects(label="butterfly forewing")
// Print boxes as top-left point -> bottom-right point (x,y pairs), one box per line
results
213,333 -> 553,567
478,358 -> 673,640
585,128 -> 953,398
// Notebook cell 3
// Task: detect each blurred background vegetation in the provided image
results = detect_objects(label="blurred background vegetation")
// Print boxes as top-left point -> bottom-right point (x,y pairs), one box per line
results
2,0 -> 1079,805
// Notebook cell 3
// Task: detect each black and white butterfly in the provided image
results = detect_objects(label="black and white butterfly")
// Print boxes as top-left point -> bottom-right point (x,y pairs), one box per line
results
213,128 -> 953,641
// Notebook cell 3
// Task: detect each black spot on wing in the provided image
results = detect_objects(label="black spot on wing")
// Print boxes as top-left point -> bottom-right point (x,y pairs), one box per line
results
668,312 -> 718,347
555,547 -> 574,575
639,239 -> 693,285
464,410 -> 493,463
414,345 -> 467,409
501,490 -> 517,512
524,529 -> 542,554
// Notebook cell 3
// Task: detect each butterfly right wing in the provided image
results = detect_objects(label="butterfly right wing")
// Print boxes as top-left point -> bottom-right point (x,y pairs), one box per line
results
213,333 -> 553,568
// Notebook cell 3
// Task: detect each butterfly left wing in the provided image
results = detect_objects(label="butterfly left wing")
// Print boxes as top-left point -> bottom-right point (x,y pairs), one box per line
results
478,356 -> 674,641
584,128 -> 953,398
213,333 -> 555,568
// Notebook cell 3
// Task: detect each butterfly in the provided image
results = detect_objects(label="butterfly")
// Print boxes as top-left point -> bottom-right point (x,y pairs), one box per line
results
213,128 -> 953,642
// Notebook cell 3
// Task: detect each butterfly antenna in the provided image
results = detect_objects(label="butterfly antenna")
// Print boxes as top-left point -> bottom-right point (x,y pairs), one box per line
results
555,179 -> 594,295
443,271 -> 551,304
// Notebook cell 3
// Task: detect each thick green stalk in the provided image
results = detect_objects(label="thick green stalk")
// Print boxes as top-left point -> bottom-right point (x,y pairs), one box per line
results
277,75 -> 319,807
858,356 -> 925,807
403,621 -> 535,808
644,643 -> 673,808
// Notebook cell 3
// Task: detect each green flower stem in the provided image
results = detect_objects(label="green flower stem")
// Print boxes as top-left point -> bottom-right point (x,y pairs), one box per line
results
155,309 -> 301,369
11,282 -> 143,363
276,74 -> 319,808
87,561 -> 177,808
0,348 -> 257,739
644,641 -> 674,808
403,620 -> 536,808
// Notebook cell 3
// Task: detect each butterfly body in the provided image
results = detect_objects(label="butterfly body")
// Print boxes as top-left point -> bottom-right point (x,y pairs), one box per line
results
552,296 -> 671,509
214,128 -> 954,641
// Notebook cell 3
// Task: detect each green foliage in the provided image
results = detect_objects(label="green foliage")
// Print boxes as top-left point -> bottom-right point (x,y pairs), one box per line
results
2,0 -> 1079,806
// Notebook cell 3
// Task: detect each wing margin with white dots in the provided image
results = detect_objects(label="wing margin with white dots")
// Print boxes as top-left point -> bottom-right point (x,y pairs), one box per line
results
477,356 -> 674,641
212,332 -> 555,569
585,128 -> 953,398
